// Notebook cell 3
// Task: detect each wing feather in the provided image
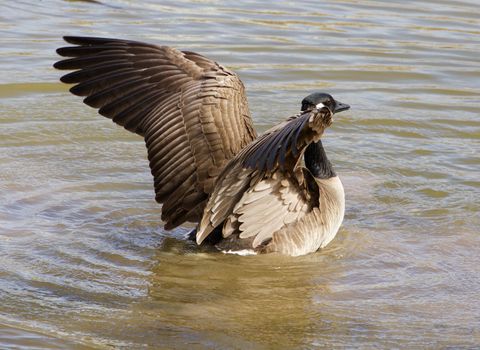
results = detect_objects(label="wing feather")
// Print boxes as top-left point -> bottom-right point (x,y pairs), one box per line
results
60,61 -> 133,84
55,36 -> 257,228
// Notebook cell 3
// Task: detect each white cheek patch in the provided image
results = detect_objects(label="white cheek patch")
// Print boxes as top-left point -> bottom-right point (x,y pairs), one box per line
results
316,102 -> 325,109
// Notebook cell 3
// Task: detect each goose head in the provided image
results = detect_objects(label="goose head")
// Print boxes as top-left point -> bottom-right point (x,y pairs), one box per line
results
301,93 -> 350,179
301,92 -> 350,126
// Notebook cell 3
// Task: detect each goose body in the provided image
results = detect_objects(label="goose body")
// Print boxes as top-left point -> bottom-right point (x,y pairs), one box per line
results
55,36 -> 349,256
197,96 -> 348,256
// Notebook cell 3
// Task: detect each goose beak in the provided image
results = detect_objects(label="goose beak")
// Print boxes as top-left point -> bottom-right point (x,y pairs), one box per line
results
334,101 -> 350,114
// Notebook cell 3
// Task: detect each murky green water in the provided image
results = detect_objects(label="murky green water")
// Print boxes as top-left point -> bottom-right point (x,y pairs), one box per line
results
1,0 -> 479,348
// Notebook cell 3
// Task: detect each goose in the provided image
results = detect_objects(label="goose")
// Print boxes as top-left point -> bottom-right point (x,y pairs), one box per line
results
54,36 -> 349,256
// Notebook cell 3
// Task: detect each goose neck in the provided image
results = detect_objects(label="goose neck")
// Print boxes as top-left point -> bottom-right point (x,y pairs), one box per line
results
304,140 -> 336,179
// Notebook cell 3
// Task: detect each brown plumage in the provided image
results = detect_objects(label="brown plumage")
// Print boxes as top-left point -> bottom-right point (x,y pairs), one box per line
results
55,36 -> 256,229
55,37 -> 349,256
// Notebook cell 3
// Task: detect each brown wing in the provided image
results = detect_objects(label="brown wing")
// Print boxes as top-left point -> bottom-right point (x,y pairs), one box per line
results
54,36 -> 257,229
197,109 -> 330,245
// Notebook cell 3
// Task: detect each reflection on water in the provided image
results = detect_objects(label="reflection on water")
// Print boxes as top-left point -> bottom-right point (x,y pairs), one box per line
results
1,0 -> 479,348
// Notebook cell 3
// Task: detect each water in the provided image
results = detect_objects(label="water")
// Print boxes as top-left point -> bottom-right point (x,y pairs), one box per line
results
1,0 -> 479,348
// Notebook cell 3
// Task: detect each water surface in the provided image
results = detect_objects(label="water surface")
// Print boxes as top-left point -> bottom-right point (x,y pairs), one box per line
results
1,0 -> 479,348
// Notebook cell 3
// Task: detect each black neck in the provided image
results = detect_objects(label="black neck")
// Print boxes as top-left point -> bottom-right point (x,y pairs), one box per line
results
304,140 -> 336,179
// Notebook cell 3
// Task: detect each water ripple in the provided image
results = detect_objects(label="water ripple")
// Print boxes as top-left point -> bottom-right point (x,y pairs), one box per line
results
0,0 -> 479,348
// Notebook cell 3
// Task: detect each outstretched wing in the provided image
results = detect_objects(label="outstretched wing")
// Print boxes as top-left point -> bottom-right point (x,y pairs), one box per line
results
197,109 -> 330,246
54,36 -> 257,229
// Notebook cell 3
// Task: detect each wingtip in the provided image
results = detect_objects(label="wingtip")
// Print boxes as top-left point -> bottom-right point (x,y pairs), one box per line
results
195,222 -> 213,245
61,35 -> 129,46
59,73 -> 72,83
195,229 -> 207,245
61,36 -> 102,46
62,36 -> 80,45
55,46 -> 71,58
53,49 -> 77,69
52,59 -> 72,70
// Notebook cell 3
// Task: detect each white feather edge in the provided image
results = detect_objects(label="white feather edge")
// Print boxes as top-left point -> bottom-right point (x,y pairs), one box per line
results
220,249 -> 257,256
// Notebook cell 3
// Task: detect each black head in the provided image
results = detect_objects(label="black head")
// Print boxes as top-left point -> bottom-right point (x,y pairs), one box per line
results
301,92 -> 350,114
